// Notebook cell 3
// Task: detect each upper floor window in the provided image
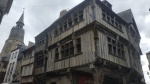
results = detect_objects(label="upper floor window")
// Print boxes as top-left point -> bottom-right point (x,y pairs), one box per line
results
14,52 -> 17,58
107,37 -> 125,58
64,21 -> 68,30
76,38 -> 81,53
55,37 -> 81,61
74,13 -> 78,24
11,53 -> 14,59
54,29 -> 59,36
54,10 -> 84,37
59,25 -> 63,33
32,51 -> 34,57
102,9 -> 122,31
35,55 -> 44,67
68,18 -> 73,27
55,48 -> 59,60
36,36 -> 46,46
60,41 -> 74,58
79,10 -> 83,21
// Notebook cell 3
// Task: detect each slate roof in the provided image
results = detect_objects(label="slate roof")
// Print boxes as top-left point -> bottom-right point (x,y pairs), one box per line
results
117,9 -> 133,23
35,0 -> 87,39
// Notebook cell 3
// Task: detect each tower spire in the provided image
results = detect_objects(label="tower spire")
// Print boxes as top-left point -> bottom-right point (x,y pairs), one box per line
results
16,9 -> 24,25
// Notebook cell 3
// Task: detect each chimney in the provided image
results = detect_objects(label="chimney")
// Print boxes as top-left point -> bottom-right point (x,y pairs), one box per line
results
59,10 -> 68,18
102,0 -> 112,10
28,41 -> 35,48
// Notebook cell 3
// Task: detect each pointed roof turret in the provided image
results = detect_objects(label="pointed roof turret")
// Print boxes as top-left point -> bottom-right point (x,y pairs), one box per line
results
16,11 -> 24,25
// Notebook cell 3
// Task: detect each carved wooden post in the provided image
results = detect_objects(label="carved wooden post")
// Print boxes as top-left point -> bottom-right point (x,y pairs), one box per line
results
122,71 -> 131,84
93,68 -> 104,84
90,64 -> 104,84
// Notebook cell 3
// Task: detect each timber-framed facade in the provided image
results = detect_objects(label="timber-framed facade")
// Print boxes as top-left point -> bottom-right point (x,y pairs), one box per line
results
34,0 -> 144,84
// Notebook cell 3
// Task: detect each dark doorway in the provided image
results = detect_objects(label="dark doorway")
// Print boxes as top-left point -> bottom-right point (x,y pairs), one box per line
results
51,82 -> 56,84
103,76 -> 122,84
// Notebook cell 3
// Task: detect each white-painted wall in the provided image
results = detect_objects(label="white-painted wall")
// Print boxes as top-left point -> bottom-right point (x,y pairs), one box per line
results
3,49 -> 19,83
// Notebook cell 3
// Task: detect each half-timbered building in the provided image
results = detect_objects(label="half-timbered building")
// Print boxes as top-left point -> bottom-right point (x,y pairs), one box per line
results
21,43 -> 35,84
34,0 -> 144,84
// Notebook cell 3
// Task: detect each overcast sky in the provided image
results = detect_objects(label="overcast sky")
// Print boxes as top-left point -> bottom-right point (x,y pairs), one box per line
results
0,0 -> 150,83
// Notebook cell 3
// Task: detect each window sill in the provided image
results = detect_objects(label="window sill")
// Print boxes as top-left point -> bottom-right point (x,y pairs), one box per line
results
108,52 -> 126,60
54,52 -> 82,62
102,18 -> 124,33
34,64 -> 44,68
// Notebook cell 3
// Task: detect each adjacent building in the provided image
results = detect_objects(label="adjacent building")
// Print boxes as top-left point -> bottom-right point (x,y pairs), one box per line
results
0,12 -> 25,60
34,0 -> 144,84
0,12 -> 25,83
3,45 -> 25,84
146,52 -> 150,70
21,43 -> 35,84
0,0 -> 13,24
0,55 -> 10,83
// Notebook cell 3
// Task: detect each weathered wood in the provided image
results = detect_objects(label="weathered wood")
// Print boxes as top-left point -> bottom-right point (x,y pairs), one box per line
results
92,67 -> 104,84
47,30 -> 95,72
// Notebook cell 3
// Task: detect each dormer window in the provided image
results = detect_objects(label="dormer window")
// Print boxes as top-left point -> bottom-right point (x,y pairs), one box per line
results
74,13 -> 78,24
64,21 -> 67,30
102,9 -> 123,31
59,25 -> 63,33
68,18 -> 72,27
54,10 -> 84,37
79,11 -> 83,21
54,29 -> 59,36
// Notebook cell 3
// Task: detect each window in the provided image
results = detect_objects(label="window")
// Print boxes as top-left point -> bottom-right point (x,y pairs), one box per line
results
55,29 -> 59,36
54,10 -> 84,37
14,52 -> 17,58
55,48 -> 59,60
37,36 -> 46,46
65,43 -> 70,57
64,21 -> 67,30
55,38 -> 81,60
107,37 -> 125,58
11,53 -> 14,59
61,45 -> 65,58
68,18 -> 72,27
79,11 -> 83,21
61,41 -> 74,58
59,25 -> 63,33
106,13 -> 110,22
32,51 -> 34,57
70,41 -> 74,55
8,63 -> 12,73
36,55 -> 44,67
76,38 -> 81,53
102,9 -> 122,31
23,66 -> 27,75
74,13 -> 78,24
102,9 -> 106,19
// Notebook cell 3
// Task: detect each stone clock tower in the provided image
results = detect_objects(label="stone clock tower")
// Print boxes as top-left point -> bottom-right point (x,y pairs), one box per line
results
0,12 -> 25,60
